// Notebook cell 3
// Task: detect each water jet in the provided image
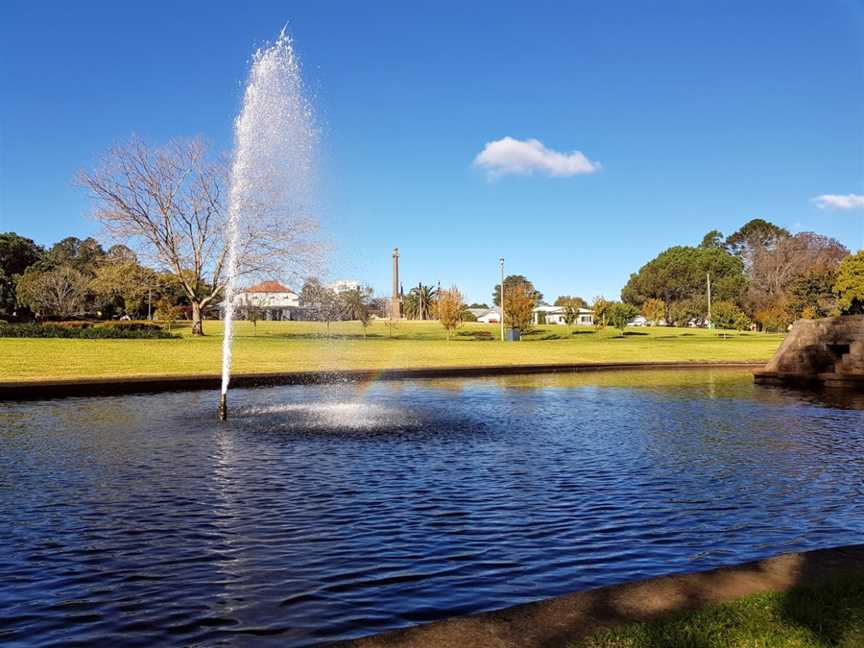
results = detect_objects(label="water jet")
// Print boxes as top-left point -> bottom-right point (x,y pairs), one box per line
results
218,28 -> 316,419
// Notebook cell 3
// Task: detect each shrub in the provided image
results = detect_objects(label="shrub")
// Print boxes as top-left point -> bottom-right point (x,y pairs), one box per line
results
99,320 -> 164,332
0,322 -> 176,339
55,321 -> 95,329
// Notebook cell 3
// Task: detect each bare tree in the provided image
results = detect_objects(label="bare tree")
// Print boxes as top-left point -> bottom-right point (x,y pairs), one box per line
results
77,136 -> 320,335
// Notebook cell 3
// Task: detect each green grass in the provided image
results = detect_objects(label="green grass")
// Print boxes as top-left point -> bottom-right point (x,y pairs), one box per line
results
0,320 -> 783,382
572,574 -> 864,648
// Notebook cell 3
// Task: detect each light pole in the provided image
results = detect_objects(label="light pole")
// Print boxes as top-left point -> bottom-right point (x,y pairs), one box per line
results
706,271 -> 712,329
499,257 -> 505,342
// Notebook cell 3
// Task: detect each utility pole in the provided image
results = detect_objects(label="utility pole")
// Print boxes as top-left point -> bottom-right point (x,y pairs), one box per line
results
147,287 -> 152,320
706,272 -> 712,329
499,257 -> 505,342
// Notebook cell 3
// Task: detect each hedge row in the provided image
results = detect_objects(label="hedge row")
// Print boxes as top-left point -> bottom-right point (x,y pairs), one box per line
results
0,322 -> 177,339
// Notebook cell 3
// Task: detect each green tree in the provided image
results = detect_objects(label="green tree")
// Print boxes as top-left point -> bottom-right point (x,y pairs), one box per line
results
43,236 -> 106,275
0,233 -> 43,320
621,246 -> 746,309
16,265 -> 89,319
154,297 -> 182,330
700,230 -> 725,249
592,296 -> 611,328
554,295 -> 586,308
493,275 -> 542,307
89,258 -> 157,317
711,301 -> 749,330
606,302 -> 639,334
668,296 -> 707,327
725,218 -> 789,262
786,269 -> 838,319
834,251 -> 864,315
405,283 -> 438,320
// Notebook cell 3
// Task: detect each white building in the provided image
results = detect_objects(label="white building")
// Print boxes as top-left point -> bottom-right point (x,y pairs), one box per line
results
326,279 -> 360,293
532,304 -> 594,326
232,281 -> 302,320
475,307 -> 502,324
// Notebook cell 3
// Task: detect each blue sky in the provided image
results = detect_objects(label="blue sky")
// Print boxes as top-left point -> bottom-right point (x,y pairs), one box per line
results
1,1 -> 863,304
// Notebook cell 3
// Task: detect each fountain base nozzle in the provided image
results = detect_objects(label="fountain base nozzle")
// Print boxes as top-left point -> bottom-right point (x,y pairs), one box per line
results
218,393 -> 228,421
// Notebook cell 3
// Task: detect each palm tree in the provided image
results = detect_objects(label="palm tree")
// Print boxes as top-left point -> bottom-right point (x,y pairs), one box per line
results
406,283 -> 438,320
339,286 -> 372,337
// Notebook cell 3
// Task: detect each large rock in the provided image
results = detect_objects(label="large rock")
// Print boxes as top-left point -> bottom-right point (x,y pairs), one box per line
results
761,315 -> 864,376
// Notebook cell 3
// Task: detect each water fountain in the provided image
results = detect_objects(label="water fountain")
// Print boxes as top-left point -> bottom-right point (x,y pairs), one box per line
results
219,29 -> 316,420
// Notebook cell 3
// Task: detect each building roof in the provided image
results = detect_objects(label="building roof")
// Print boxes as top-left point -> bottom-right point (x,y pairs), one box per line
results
244,281 -> 295,294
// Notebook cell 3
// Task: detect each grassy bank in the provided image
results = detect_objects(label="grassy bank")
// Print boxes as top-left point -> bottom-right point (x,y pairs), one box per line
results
0,320 -> 783,382
572,573 -> 864,648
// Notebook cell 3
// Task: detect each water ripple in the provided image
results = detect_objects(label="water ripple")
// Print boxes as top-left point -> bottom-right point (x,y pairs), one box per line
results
1,368 -> 864,646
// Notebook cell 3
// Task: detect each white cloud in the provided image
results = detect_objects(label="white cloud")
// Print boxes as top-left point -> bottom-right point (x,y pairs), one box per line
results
472,136 -> 601,179
811,193 -> 864,211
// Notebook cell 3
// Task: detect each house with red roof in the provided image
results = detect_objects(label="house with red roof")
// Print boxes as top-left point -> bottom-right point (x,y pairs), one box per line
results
232,280 -> 302,320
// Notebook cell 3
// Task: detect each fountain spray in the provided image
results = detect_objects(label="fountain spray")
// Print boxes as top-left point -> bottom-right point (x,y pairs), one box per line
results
219,29 -> 316,420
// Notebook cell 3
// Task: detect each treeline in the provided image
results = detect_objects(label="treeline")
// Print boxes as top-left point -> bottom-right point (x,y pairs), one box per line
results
620,219 -> 864,331
0,233 -> 189,323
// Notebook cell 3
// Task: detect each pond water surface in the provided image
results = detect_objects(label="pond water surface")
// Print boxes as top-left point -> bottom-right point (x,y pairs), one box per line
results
2,368 -> 863,646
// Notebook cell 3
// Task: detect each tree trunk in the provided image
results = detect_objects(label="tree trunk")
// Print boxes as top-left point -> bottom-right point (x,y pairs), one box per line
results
191,301 -> 204,336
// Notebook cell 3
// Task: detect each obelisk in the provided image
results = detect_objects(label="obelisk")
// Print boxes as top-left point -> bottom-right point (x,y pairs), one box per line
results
391,247 -> 400,320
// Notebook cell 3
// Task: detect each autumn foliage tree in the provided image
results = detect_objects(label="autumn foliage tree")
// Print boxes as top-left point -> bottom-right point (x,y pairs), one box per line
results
503,280 -> 537,331
641,298 -> 666,325
436,285 -> 465,340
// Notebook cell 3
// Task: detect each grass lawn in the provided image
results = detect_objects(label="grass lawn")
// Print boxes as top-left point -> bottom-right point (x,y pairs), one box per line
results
0,320 -> 784,382
572,573 -> 864,648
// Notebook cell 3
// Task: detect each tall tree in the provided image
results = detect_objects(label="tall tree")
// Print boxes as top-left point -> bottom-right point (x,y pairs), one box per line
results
78,136 -> 320,336
405,283 -> 438,320
43,236 -> 106,274
748,232 -> 848,322
0,233 -> 43,320
724,218 -> 789,269
493,275 -> 542,307
700,230 -> 725,249
621,246 -> 746,309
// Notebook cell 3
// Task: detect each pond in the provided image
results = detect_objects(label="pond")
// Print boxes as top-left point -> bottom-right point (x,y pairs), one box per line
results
2,368 -> 863,646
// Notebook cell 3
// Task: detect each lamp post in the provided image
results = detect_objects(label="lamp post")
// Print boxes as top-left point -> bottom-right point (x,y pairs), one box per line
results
499,257 -> 505,342
706,271 -> 712,329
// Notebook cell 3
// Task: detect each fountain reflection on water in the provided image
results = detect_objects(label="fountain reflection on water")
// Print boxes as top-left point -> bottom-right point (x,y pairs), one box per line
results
220,29 -> 316,419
